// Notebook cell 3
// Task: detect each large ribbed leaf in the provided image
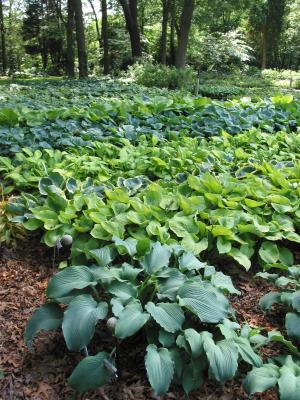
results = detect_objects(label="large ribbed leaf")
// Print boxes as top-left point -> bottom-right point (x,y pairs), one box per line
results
259,291 -> 281,310
88,246 -> 112,267
178,252 -> 204,271
177,281 -> 229,323
68,352 -> 111,392
234,337 -> 262,367
25,303 -> 63,350
145,302 -> 184,333
62,294 -> 108,351
285,312 -> 300,341
140,242 -> 171,273
47,266 -> 97,299
157,269 -> 186,301
184,328 -> 204,358
278,365 -> 300,400
107,281 -> 138,302
204,337 -> 239,382
244,364 -> 279,395
115,301 -> 150,339
145,344 -> 174,395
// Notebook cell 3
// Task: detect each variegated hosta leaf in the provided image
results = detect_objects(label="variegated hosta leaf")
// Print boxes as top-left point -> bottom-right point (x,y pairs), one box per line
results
145,301 -> 184,333
62,294 -> 108,351
145,344 -> 174,395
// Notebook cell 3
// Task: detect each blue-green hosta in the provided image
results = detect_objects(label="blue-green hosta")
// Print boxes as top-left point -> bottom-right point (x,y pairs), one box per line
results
258,266 -> 300,343
244,356 -> 300,400
25,242 -> 264,395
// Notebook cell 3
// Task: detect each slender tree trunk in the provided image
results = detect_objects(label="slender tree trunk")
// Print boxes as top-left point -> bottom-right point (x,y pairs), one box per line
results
0,0 -> 7,74
160,0 -> 170,64
73,0 -> 88,78
87,0 -> 101,65
118,0 -> 142,59
169,0 -> 176,65
175,0 -> 195,69
66,0 -> 75,77
261,28 -> 267,69
101,0 -> 109,74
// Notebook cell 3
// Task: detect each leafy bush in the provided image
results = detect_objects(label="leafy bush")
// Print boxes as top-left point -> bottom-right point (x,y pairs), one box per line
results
189,30 -> 253,72
127,62 -> 197,91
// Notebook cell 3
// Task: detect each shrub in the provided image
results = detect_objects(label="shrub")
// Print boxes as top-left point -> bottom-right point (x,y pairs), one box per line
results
127,62 -> 197,91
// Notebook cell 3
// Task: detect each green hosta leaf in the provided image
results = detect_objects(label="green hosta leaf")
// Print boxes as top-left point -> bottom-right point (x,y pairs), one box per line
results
140,242 -> 171,273
158,330 -> 175,347
184,329 -> 204,358
157,269 -> 186,301
178,252 -> 204,271
169,215 -> 199,238
46,266 -> 97,299
210,271 -> 240,295
107,281 -> 137,302
68,352 -> 111,392
259,292 -> 281,310
62,294 -> 108,351
145,344 -> 174,396
244,364 -> 279,396
259,242 -> 279,264
113,236 -> 137,256
278,365 -> 300,400
286,313 -> 300,341
25,303 -> 63,350
217,237 -> 231,254
204,337 -> 239,382
292,291 -> 300,313
234,337 -> 262,367
229,248 -> 251,270
88,246 -> 112,267
177,281 -> 229,323
145,302 -> 184,333
268,331 -> 300,356
115,301 -> 150,339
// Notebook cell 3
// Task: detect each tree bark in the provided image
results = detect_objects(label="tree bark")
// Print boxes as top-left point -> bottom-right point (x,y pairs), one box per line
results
175,0 -> 195,69
66,0 -> 75,77
0,0 -> 7,74
87,0 -> 101,63
73,0 -> 88,78
261,28 -> 267,70
118,0 -> 142,59
169,0 -> 176,65
160,0 -> 170,64
101,0 -> 109,74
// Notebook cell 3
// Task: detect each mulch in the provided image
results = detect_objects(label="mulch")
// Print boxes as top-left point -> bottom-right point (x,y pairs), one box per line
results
0,239 -> 281,400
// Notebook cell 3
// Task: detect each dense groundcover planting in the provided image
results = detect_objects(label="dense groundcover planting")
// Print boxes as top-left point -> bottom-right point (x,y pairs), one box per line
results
1,79 -> 300,398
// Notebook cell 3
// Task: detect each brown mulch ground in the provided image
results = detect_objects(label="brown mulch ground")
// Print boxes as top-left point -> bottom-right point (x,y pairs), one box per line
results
0,240 -> 281,400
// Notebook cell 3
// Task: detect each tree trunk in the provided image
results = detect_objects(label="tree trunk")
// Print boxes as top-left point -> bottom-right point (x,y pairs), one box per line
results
160,0 -> 170,65
66,0 -> 75,77
87,0 -> 101,66
175,0 -> 195,69
169,0 -> 176,65
0,0 -> 7,74
101,0 -> 109,74
261,28 -> 267,69
73,0 -> 88,78
118,0 -> 142,59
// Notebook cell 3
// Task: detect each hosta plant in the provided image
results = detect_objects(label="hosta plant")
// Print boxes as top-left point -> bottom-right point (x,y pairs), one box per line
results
244,355 -> 300,400
25,242 -> 262,395
258,266 -> 300,343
